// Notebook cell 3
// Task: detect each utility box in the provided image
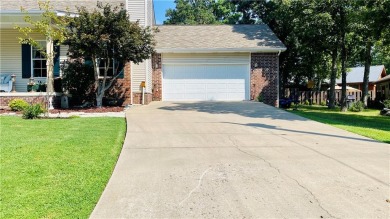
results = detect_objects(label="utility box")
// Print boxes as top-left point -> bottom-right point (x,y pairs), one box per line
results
61,95 -> 69,109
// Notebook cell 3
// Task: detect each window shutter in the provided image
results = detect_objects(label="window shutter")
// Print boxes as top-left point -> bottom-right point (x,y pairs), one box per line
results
21,44 -> 31,78
117,61 -> 124,79
53,44 -> 60,77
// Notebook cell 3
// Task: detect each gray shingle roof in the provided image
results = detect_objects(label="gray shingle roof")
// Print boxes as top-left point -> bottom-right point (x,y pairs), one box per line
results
154,25 -> 286,52
0,0 -> 125,12
336,65 -> 386,84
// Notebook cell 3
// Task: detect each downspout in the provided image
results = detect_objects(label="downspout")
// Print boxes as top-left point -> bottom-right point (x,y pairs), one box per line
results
276,50 -> 281,108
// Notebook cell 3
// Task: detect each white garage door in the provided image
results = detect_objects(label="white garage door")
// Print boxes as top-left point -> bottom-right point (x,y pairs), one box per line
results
163,64 -> 250,101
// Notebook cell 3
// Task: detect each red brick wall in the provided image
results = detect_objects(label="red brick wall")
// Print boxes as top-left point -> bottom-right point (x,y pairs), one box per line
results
111,62 -> 132,106
152,53 -> 162,101
251,53 -> 279,107
132,93 -> 152,105
0,96 -> 61,108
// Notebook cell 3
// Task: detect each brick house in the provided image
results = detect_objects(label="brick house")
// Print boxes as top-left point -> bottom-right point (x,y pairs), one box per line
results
0,0 -> 286,107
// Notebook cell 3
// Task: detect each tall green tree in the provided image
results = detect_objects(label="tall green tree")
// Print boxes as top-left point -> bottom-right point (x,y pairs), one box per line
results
353,0 -> 390,106
165,0 -> 238,24
65,2 -> 155,107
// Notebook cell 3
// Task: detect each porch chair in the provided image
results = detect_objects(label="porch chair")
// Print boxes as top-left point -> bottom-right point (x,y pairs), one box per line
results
0,74 -> 13,92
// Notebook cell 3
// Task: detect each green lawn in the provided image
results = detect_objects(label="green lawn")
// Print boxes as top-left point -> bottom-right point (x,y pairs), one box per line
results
289,105 -> 390,144
0,116 -> 126,218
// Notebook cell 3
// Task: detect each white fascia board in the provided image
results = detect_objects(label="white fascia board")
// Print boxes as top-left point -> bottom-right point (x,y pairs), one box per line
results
156,47 -> 287,54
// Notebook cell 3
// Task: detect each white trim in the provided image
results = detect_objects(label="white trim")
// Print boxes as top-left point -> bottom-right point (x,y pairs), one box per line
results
156,47 -> 287,53
31,40 -> 47,78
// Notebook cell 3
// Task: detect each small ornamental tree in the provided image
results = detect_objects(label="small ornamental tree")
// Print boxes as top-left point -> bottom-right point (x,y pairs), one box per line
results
65,2 -> 155,107
15,0 -> 69,109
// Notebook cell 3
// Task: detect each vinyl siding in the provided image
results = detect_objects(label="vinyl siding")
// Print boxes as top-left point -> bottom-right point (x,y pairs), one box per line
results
127,0 -> 145,27
162,53 -> 251,65
146,59 -> 152,92
131,62 -> 146,92
0,29 -> 44,92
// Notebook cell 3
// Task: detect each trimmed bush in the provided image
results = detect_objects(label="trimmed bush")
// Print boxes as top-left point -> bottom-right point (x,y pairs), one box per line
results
320,100 -> 327,106
22,104 -> 46,119
349,101 -> 364,112
8,99 -> 29,111
383,99 -> 390,108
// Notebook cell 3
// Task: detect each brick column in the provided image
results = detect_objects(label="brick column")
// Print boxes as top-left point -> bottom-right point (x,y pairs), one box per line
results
152,53 -> 162,101
251,53 -> 279,107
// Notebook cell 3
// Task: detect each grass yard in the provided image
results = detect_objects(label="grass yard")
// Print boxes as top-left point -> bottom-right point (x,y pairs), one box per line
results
0,116 -> 126,218
289,105 -> 390,144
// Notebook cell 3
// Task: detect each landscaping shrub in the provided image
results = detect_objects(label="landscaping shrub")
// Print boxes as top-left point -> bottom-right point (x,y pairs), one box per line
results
22,104 -> 46,119
62,59 -> 95,105
383,99 -> 390,108
320,100 -> 327,106
8,99 -> 29,111
349,101 -> 364,112
304,100 -> 310,105
257,92 -> 263,102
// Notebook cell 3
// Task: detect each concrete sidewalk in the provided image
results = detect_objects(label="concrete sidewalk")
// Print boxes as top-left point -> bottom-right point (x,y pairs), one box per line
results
91,101 -> 389,218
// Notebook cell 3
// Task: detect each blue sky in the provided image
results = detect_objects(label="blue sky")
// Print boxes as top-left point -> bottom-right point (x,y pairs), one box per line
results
154,0 -> 176,25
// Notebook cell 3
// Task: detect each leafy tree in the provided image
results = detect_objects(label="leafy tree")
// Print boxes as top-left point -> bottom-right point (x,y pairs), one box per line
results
15,0 -> 69,109
65,2 -> 155,107
165,0 -> 238,24
352,0 -> 390,106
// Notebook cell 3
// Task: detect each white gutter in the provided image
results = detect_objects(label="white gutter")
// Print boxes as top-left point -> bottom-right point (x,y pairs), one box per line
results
156,47 -> 287,54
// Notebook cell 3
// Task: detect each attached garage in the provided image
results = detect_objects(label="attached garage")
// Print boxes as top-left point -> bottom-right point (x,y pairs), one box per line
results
162,53 -> 250,101
153,25 -> 287,106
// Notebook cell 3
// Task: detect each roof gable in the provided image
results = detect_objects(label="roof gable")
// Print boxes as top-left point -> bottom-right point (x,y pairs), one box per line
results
154,25 -> 286,53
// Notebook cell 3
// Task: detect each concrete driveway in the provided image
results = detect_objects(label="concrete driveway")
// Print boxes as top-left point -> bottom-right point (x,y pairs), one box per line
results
91,101 -> 389,218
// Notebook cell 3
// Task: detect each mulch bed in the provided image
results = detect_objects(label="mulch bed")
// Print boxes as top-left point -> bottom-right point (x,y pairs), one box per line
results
50,106 -> 125,114
0,106 -> 125,114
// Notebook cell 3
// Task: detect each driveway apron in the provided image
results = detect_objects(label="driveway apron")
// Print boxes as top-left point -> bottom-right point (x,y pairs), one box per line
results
91,101 -> 389,218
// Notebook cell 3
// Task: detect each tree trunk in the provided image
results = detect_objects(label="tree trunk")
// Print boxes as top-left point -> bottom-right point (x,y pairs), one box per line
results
328,49 -> 338,109
362,41 -> 372,107
96,90 -> 104,108
340,10 -> 347,112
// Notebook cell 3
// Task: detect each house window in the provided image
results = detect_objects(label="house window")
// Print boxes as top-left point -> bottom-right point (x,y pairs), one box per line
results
32,41 -> 47,78
99,59 -> 114,77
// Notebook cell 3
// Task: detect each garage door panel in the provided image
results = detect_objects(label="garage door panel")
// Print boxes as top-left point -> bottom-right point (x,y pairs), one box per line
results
163,64 -> 249,101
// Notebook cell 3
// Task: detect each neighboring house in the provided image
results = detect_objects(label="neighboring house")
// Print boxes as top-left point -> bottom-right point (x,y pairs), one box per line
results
336,65 -> 387,94
0,0 -> 286,107
376,74 -> 390,100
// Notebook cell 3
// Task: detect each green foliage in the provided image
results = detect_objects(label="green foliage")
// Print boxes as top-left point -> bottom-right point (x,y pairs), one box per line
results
22,104 -> 46,119
62,59 -> 95,104
8,99 -> 29,111
383,99 -> 390,108
65,2 -> 155,107
165,0 -> 239,24
320,100 -> 327,106
304,100 -> 310,105
0,116 -> 125,218
349,101 -> 365,112
257,92 -> 263,102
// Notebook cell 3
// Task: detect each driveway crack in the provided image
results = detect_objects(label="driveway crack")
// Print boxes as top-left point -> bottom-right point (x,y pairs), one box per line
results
228,135 -> 339,219
179,167 -> 211,206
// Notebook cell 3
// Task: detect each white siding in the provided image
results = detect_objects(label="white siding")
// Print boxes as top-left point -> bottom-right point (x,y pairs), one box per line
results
0,29 -> 44,92
162,53 -> 250,65
127,0 -> 146,27
131,62 -> 146,92
146,59 -> 152,92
